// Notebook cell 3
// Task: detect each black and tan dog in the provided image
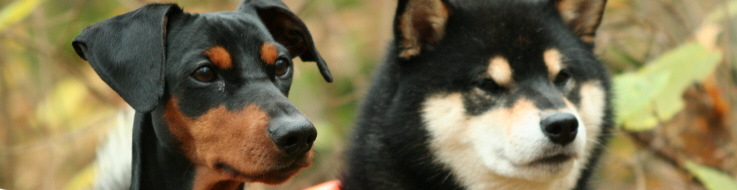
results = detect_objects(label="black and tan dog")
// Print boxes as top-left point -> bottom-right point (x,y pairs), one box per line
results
72,0 -> 331,189
342,0 -> 612,189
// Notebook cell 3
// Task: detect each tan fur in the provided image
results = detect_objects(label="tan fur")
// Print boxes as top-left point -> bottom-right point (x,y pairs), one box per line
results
544,49 -> 563,80
577,81 -> 606,167
423,93 -> 469,157
206,46 -> 233,69
261,42 -> 278,65
580,35 -> 595,44
192,166 -> 240,190
398,0 -> 448,59
164,98 -> 313,188
488,56 -> 513,86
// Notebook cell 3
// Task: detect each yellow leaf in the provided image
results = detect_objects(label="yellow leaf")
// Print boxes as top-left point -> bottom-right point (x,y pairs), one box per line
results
64,162 -> 96,190
36,78 -> 89,131
0,0 -> 43,31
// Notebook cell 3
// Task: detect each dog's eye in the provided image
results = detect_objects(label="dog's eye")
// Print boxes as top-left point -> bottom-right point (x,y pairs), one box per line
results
192,66 -> 216,82
554,69 -> 571,86
475,78 -> 504,93
274,57 -> 291,77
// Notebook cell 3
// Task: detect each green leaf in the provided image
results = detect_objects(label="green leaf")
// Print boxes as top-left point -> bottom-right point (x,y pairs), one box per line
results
613,71 -> 669,131
622,105 -> 660,131
0,0 -> 44,31
645,43 -> 722,121
685,161 -> 737,190
614,42 -> 722,131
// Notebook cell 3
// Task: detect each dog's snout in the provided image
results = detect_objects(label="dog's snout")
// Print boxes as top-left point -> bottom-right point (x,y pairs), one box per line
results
540,113 -> 578,145
269,117 -> 317,155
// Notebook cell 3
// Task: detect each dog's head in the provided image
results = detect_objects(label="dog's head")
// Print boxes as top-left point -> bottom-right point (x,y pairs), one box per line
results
392,0 -> 610,187
72,0 -> 330,185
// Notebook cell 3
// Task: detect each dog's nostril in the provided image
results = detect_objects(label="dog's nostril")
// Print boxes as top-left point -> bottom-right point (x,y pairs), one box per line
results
283,136 -> 299,147
307,134 -> 316,145
269,118 -> 317,155
540,113 -> 579,145
545,125 -> 562,134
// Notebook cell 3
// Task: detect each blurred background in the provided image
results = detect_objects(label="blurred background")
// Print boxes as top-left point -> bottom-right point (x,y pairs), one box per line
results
0,0 -> 735,189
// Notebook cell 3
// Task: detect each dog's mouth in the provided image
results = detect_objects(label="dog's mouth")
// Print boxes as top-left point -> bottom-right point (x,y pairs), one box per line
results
529,153 -> 576,165
214,151 -> 313,184
216,160 -> 305,176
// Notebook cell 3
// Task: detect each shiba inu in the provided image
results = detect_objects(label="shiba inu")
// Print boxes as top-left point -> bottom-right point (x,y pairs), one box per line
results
341,0 -> 612,189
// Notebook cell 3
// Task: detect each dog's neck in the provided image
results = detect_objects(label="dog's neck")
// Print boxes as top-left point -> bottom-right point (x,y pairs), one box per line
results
130,112 -> 193,189
130,112 -> 243,190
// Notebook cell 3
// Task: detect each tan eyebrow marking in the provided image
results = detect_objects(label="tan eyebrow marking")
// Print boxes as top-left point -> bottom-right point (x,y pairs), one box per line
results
544,49 -> 563,80
487,56 -> 513,86
206,46 -> 232,69
260,42 -> 278,65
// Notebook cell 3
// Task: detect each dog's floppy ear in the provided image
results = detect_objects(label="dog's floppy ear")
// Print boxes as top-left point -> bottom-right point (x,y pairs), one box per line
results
394,0 -> 450,59
238,0 -> 333,82
72,4 -> 181,113
554,0 -> 607,45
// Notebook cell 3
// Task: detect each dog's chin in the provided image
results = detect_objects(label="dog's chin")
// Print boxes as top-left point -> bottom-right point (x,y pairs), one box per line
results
506,153 -> 579,181
215,150 -> 314,185
527,153 -> 576,166
482,148 -> 580,182
254,154 -> 314,185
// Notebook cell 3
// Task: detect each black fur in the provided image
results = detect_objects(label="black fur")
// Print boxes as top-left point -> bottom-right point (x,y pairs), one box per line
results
72,1 -> 329,189
342,0 -> 612,189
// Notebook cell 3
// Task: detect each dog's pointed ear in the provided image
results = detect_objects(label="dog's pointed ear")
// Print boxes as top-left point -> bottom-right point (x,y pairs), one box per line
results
555,0 -> 607,45
238,0 -> 332,82
394,0 -> 450,59
72,4 -> 182,113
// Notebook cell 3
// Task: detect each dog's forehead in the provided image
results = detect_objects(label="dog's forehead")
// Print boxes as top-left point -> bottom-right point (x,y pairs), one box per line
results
166,12 -> 273,49
448,0 -> 549,12
166,11 -> 281,67
434,2 -> 585,77
413,1 -> 600,111
199,12 -> 272,41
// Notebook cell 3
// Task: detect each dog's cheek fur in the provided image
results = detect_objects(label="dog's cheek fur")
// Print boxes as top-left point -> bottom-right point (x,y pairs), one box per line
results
422,93 -> 481,187
577,81 -> 606,169
163,98 -> 286,186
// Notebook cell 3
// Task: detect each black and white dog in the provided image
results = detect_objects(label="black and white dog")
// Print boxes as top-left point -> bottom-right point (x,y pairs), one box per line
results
342,0 -> 612,189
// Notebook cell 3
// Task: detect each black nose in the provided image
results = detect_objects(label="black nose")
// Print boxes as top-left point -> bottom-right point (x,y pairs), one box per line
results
268,116 -> 317,155
540,113 -> 579,145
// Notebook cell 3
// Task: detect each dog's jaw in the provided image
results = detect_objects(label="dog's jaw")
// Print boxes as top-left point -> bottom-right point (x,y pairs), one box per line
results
163,98 -> 313,187
191,150 -> 313,189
